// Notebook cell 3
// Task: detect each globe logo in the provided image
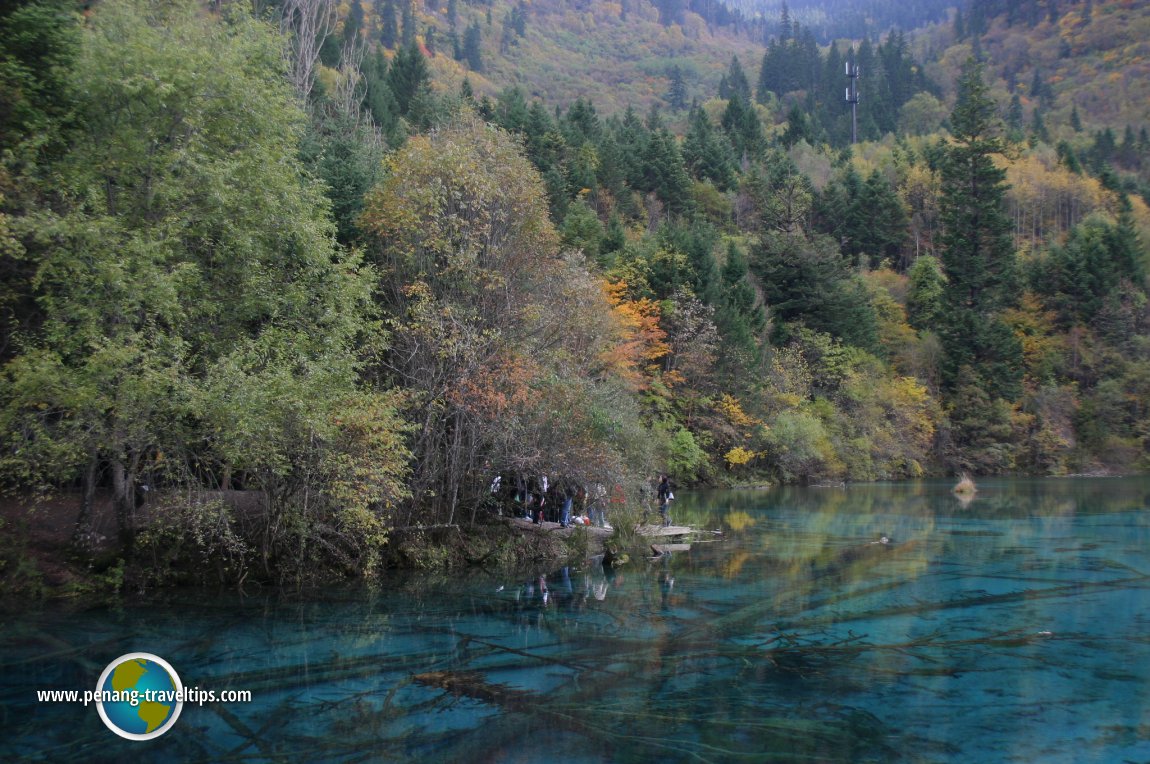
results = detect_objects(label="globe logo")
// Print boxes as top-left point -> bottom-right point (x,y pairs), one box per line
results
95,653 -> 183,740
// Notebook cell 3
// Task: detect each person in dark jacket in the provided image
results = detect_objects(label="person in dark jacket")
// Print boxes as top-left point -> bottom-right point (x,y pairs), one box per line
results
657,475 -> 673,527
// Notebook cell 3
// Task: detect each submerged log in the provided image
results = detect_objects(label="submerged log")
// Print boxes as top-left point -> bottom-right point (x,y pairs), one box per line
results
413,671 -> 535,709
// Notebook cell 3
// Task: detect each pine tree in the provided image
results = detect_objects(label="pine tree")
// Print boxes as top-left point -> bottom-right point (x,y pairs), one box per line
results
906,254 -> 946,330
781,105 -> 813,147
720,94 -> 764,161
1029,108 -> 1049,145
642,128 -> 693,217
719,56 -> 751,102
666,65 -> 688,111
655,0 -> 687,26
602,214 -> 626,259
387,41 -> 429,117
682,106 -> 735,190
662,220 -> 720,304
616,107 -> 650,191
715,242 -> 764,374
1005,93 -> 1024,143
1030,68 -> 1052,108
757,41 -> 781,103
1056,140 -> 1082,174
462,21 -> 483,72
400,0 -> 414,46
777,0 -> 791,42
511,2 -> 528,36
363,48 -> 401,143
938,59 -> 1022,400
343,0 -> 364,50
858,169 -> 909,266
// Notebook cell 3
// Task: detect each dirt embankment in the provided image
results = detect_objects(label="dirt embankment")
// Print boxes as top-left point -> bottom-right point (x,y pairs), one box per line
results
0,492 -> 121,596
1,492 -> 603,600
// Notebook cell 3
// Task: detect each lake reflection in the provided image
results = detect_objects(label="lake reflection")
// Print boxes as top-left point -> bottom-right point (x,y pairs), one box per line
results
4,477 -> 1150,762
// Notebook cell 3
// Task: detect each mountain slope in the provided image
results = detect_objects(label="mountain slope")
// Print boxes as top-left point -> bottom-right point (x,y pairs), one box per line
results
384,0 -> 768,115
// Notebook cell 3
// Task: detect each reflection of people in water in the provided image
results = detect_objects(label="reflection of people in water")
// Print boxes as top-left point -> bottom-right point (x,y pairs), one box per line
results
587,563 -> 609,601
556,566 -> 573,598
538,575 -> 549,605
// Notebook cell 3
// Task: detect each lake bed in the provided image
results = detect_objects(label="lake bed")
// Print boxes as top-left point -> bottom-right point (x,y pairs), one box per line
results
3,477 -> 1150,762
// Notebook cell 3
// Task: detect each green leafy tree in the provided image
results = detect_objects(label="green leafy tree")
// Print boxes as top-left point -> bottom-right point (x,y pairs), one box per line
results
0,0 -> 78,362
361,115 -> 648,524
0,0 -> 407,558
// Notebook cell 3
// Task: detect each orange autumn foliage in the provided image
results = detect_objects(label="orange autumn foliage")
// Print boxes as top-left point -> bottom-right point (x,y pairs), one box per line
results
447,351 -> 540,421
600,279 -> 670,388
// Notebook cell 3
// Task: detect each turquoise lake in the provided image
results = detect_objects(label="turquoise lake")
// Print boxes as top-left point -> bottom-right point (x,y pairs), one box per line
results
4,477 -> 1150,762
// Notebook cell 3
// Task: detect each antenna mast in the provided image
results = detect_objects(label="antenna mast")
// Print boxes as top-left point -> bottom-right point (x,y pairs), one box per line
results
845,60 -> 859,144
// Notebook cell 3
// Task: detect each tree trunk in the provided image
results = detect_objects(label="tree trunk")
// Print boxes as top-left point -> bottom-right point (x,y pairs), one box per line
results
72,454 -> 100,549
111,457 -> 136,549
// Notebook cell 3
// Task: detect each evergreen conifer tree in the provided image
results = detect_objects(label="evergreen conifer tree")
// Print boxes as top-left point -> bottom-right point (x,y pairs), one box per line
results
1005,93 -> 1024,143
938,59 -> 1022,400
682,106 -> 735,190
719,56 -> 751,102
380,0 -> 398,47
666,65 -> 688,110
387,42 -> 429,117
401,0 -> 414,45
463,22 -> 483,72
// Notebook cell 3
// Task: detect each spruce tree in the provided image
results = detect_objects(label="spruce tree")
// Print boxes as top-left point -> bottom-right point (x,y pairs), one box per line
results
1030,108 -> 1049,145
682,106 -> 735,190
401,0 -> 415,46
463,22 -> 483,72
642,128 -> 693,217
379,0 -> 398,47
1005,93 -> 1024,143
938,59 -> 1022,400
719,56 -> 751,102
666,65 -> 688,111
906,254 -> 946,330
858,169 -> 909,266
362,48 -> 401,144
387,42 -> 429,117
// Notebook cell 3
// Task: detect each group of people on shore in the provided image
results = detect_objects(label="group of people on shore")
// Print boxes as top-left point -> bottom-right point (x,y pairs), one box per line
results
489,473 -> 676,528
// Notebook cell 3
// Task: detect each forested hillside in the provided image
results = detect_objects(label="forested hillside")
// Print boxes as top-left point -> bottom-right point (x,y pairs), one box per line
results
1,0 -> 1147,583
725,0 -> 954,41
